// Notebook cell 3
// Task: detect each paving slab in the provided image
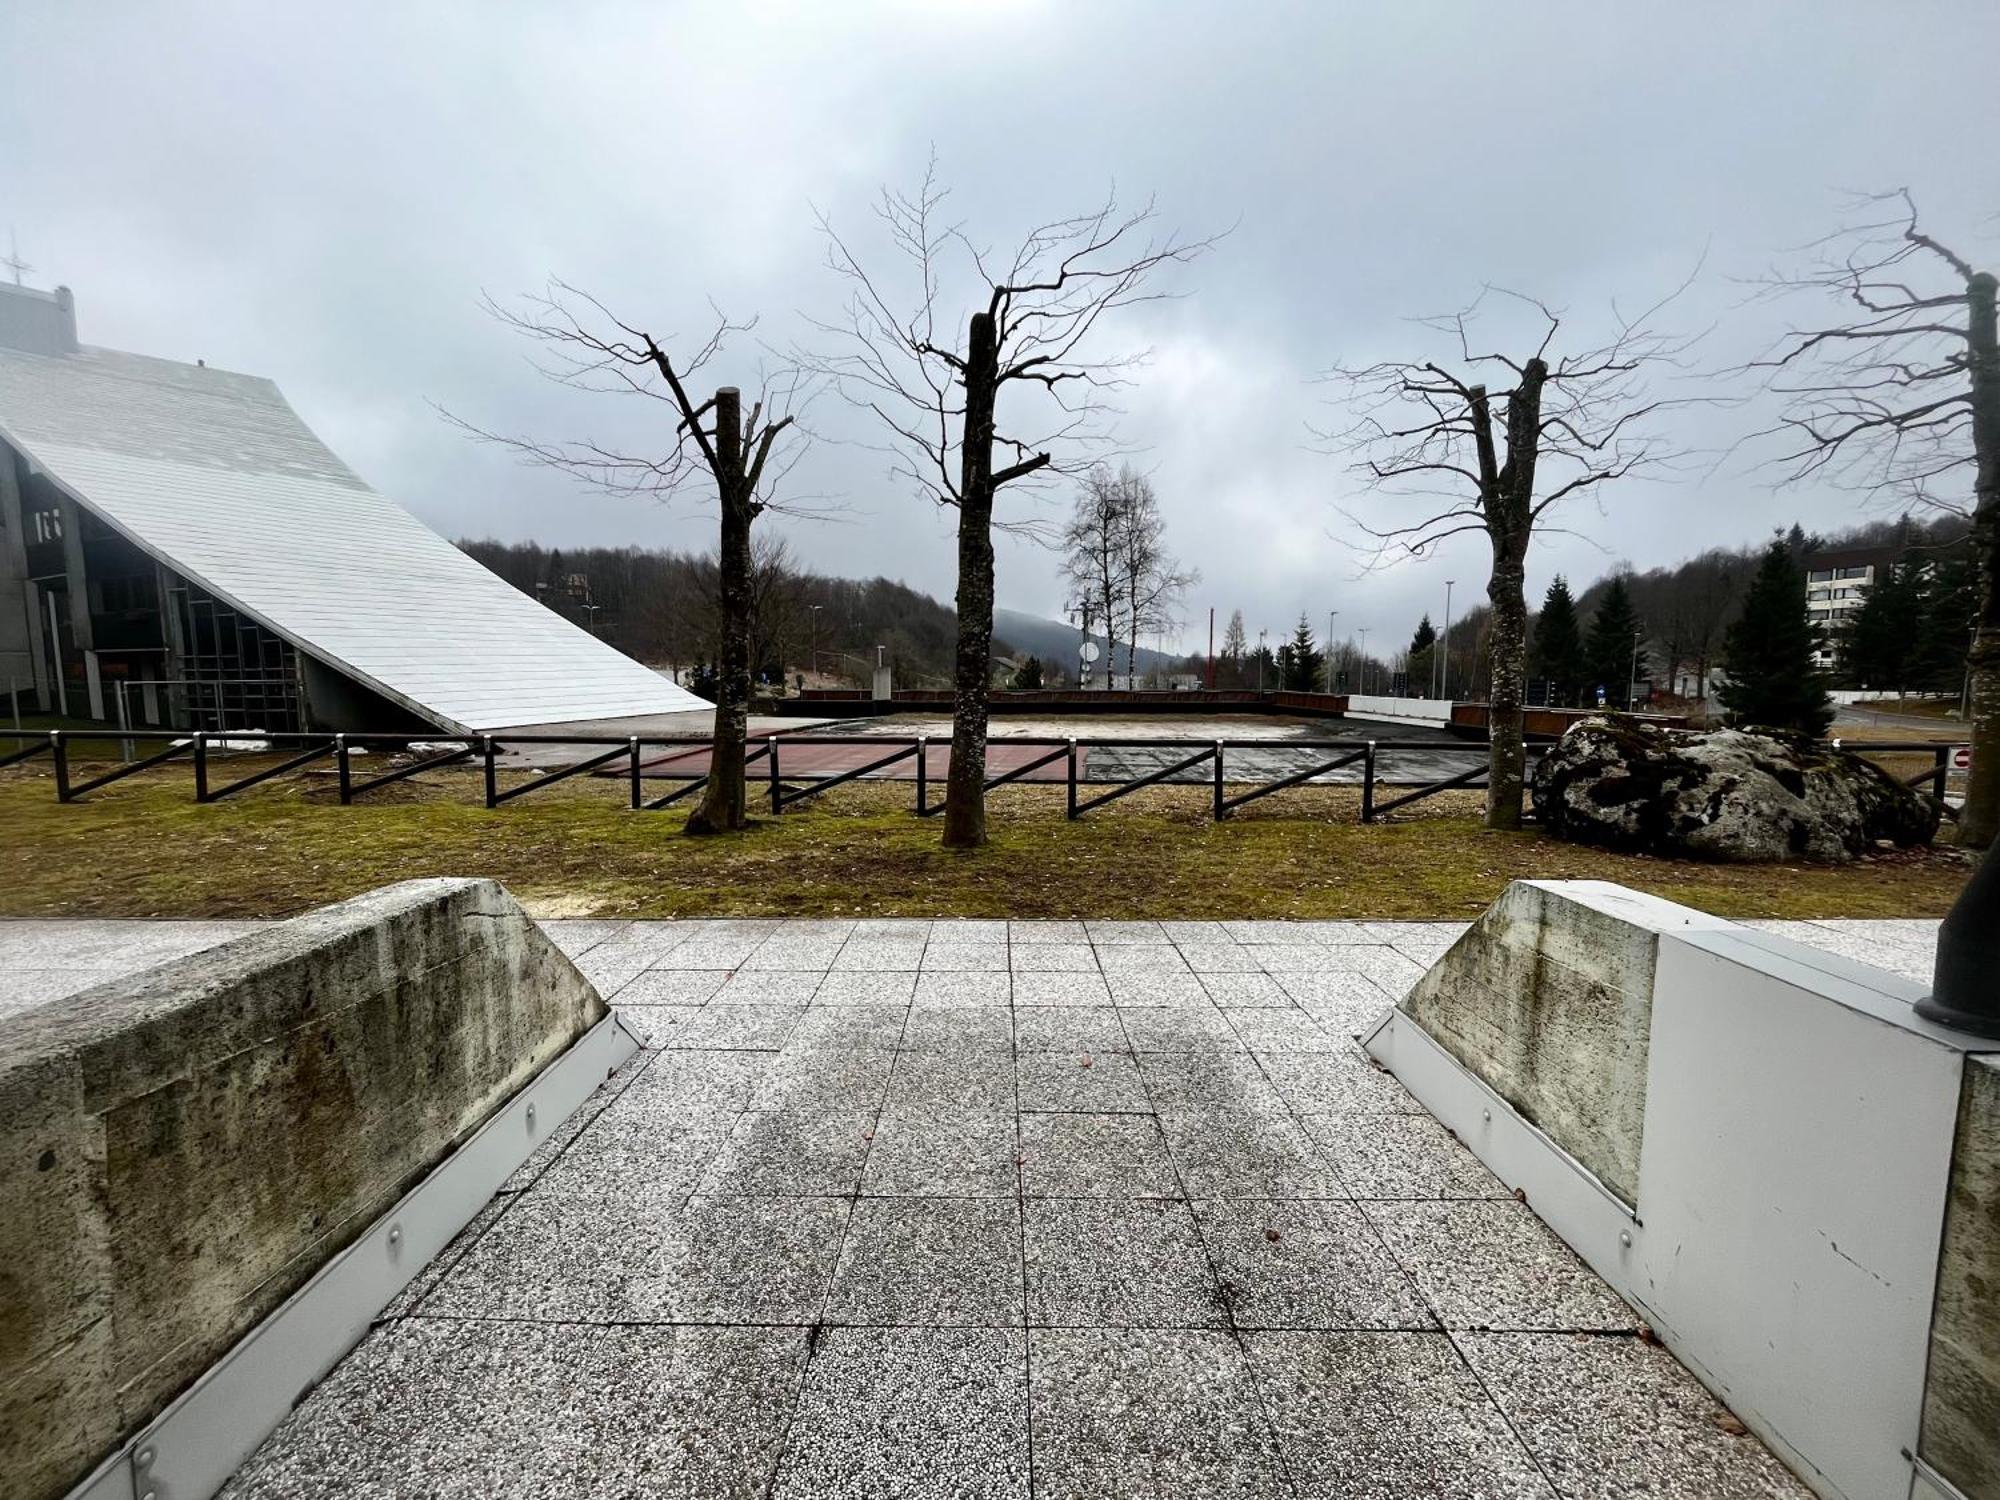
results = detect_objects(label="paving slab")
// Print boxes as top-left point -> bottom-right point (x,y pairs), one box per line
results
1365,1200 -> 1640,1332
1195,1200 -> 1434,1330
1028,1328 -> 1291,1500
1024,1197 -> 1226,1329
1244,1330 -> 1555,1498
824,1198 -> 1024,1326
219,1319 -> 806,1500
768,1328 -> 1030,1500
1457,1331 -> 1814,1498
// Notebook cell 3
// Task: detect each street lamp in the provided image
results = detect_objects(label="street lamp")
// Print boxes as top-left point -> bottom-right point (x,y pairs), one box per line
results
1439,580 -> 1455,700
1357,627 -> 1371,696
808,604 -> 823,676
1257,628 -> 1269,693
1325,609 -> 1340,693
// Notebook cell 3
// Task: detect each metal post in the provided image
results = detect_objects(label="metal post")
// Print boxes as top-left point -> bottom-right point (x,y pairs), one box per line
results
51,730 -> 69,802
482,737 -> 497,808
336,734 -> 351,804
768,736 -> 781,813
193,731 -> 208,803
1361,740 -> 1376,823
116,680 -> 133,763
1065,738 -> 1078,820
1212,740 -> 1225,821
628,737 -> 642,810
916,736 -> 927,814
8,676 -> 18,732
1917,846 -> 2000,1038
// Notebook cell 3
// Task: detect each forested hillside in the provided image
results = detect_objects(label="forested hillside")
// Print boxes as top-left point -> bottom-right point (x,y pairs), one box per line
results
458,537 -> 997,687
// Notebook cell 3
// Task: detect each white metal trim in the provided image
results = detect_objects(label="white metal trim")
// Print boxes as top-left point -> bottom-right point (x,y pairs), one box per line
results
62,1011 -> 642,1500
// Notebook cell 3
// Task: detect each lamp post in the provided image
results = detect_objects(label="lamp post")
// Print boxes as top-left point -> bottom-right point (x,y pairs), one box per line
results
1326,609 -> 1340,693
1357,627 -> 1371,696
807,604 -> 823,677
1628,626 -> 1644,712
1440,579 -> 1455,700
1257,629 -> 1268,693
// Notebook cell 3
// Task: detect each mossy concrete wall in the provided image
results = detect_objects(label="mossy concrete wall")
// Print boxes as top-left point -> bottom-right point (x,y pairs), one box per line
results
1399,879 -> 1730,1206
1923,1054 -> 2000,1500
0,877 -> 605,1500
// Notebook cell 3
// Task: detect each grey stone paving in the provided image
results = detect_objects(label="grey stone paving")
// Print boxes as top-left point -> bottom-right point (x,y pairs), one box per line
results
199,915 -> 1912,1499
0,917 -> 263,1022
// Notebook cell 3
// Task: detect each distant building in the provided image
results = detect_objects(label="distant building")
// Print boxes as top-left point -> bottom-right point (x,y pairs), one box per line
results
1803,545 -> 1895,669
0,283 -> 705,733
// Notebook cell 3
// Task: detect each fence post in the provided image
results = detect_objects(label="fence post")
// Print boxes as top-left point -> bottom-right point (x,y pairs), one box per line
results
629,737 -> 642,810
1361,740 -> 1376,823
482,737 -> 497,808
51,730 -> 69,803
1212,741 -> 1225,821
193,731 -> 208,803
769,736 -> 781,813
915,736 -> 927,815
336,734 -> 351,804
1935,745 -> 1950,800
1066,738 -> 1078,820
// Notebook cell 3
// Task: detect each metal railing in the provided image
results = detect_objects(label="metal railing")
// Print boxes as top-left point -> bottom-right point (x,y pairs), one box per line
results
1,727 -> 1968,827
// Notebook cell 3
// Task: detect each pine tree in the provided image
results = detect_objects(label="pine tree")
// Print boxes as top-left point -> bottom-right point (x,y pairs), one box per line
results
1585,576 -> 1647,710
1914,544 -> 1976,699
1839,549 -> 1926,693
1009,656 -> 1044,689
1282,613 -> 1323,691
1718,540 -> 1833,734
1406,615 -> 1438,697
1530,575 -> 1587,706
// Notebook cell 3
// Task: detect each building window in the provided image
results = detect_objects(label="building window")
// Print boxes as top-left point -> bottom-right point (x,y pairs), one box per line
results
1838,566 -> 1871,580
1809,569 -> 1833,582
30,506 -> 62,544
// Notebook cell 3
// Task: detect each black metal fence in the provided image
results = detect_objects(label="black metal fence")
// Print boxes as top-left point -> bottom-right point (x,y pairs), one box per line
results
0,727 -> 1967,827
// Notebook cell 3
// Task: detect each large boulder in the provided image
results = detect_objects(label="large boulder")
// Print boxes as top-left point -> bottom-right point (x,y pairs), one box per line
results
1529,715 -> 1939,863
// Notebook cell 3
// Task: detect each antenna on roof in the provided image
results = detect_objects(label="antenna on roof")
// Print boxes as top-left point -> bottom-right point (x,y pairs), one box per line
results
1,230 -> 32,287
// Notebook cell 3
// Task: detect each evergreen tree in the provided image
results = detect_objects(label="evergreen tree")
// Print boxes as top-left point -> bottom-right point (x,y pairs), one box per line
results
1407,614 -> 1438,697
1008,656 -> 1045,689
1530,575 -> 1587,706
1585,576 -> 1647,710
1718,540 -> 1833,734
1839,549 -> 1925,693
1914,544 -> 1977,698
1282,613 -> 1323,691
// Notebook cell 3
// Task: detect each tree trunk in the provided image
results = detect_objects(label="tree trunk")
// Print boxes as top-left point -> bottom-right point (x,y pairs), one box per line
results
943,314 -> 999,848
1961,271 -> 2000,849
1486,533 -> 1530,830
687,387 -> 752,836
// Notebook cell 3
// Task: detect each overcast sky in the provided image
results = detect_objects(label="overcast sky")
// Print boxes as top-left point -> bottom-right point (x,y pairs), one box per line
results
4,2 -> 1996,657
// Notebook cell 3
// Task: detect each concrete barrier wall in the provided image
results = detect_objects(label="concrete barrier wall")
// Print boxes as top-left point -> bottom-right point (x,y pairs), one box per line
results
1399,881 -> 1730,1204
1377,878 -> 1992,1500
1923,1054 -> 2000,1499
0,877 -> 606,1500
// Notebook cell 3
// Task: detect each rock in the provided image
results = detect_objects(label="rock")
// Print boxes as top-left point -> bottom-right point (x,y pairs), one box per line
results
1529,715 -> 1940,863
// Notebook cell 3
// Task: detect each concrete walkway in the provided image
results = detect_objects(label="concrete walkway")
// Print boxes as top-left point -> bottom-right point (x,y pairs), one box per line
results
162,915 -> 1939,1498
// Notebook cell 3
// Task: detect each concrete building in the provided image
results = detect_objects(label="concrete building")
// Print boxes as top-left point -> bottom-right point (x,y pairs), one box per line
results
1804,546 -> 1893,670
0,282 -> 705,735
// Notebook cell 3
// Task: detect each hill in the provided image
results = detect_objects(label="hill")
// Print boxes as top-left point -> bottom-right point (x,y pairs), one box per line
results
992,606 -> 1183,680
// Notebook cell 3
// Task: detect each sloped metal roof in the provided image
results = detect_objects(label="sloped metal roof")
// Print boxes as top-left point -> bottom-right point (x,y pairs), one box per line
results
0,342 -> 707,733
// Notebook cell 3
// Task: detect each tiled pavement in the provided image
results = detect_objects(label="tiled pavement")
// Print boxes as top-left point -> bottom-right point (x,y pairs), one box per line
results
197,915 -> 1928,1500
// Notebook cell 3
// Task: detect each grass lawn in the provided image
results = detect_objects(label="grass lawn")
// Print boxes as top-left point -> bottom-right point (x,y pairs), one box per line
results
0,758 -> 1969,922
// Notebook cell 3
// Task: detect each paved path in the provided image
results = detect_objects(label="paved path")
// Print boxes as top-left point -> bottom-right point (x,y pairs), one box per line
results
180,916 -> 1937,1498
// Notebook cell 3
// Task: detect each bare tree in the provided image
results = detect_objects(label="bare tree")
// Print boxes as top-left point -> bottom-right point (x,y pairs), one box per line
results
812,164 -> 1210,846
1320,285 -> 1694,829
448,282 -> 807,835
1743,190 -> 2000,845
1118,469 -> 1199,678
1061,466 -> 1129,688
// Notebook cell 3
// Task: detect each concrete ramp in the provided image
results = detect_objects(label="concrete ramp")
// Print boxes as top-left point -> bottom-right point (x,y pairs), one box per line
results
0,878 -> 618,1500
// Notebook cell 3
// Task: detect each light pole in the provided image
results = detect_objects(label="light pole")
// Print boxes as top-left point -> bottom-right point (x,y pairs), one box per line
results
1325,609 -> 1340,693
1440,579 -> 1455,700
1357,627 -> 1371,696
807,604 -> 823,678
1628,625 -> 1644,711
581,602 -> 601,637
1257,628 -> 1269,693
